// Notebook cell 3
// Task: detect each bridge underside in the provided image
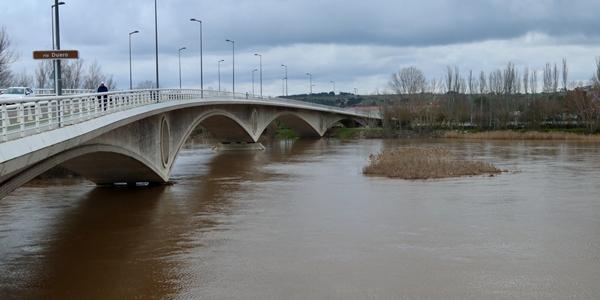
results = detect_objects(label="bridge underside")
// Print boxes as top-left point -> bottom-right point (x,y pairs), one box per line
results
61,151 -> 166,185
0,103 -> 373,198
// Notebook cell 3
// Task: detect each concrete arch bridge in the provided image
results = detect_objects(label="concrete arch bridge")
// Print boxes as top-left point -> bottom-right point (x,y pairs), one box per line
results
0,89 -> 379,198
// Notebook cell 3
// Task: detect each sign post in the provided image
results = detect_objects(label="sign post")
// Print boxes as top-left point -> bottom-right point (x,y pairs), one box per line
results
33,50 -> 79,60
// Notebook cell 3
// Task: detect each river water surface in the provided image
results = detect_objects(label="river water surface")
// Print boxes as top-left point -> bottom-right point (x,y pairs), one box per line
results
0,139 -> 599,299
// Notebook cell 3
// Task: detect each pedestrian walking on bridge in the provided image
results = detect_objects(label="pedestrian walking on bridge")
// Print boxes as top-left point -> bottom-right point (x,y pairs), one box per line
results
97,82 -> 109,111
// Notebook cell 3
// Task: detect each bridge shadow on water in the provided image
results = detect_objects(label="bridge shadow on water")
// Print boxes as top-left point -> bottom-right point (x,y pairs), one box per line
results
0,139 -> 326,299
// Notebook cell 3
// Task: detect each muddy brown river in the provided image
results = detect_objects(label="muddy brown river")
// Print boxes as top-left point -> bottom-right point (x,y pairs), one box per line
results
0,139 -> 599,299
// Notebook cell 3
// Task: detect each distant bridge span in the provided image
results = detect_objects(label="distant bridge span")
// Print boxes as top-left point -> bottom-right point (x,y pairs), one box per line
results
0,89 -> 379,198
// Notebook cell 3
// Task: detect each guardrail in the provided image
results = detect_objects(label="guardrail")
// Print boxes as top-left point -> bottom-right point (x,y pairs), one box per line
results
34,88 -> 95,96
0,88 -> 95,96
0,89 -> 371,143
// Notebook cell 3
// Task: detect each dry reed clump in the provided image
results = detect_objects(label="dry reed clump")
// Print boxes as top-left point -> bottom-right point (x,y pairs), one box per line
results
363,147 -> 503,179
443,130 -> 600,141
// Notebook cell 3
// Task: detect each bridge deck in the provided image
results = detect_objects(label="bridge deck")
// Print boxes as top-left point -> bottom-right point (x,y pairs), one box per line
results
0,89 -> 374,144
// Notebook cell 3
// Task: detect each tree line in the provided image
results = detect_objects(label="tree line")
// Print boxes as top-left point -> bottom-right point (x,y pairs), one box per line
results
384,59 -> 600,133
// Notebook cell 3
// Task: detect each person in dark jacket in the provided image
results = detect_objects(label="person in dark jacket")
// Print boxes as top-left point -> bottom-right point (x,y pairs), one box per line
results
97,82 -> 109,111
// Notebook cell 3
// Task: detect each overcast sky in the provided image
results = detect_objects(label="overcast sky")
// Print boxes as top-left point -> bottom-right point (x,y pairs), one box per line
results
2,0 -> 600,95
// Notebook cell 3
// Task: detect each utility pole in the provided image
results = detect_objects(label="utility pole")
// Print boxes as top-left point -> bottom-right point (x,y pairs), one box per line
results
306,73 -> 313,94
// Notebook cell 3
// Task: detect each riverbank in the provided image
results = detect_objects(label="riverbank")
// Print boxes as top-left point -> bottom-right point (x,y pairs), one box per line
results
443,130 -> 600,141
325,127 -> 600,141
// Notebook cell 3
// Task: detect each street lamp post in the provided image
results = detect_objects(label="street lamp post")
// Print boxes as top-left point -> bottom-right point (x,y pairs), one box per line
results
178,47 -> 186,89
252,69 -> 258,96
218,59 -> 224,93
225,39 -> 235,96
306,73 -> 313,95
51,1 -> 65,50
52,0 -> 65,96
330,80 -> 335,94
254,53 -> 262,98
190,18 -> 203,98
128,30 -> 139,90
281,64 -> 288,96
154,0 -> 159,89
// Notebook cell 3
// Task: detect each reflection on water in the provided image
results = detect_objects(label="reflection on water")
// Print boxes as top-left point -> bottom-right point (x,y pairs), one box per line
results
0,139 -> 599,299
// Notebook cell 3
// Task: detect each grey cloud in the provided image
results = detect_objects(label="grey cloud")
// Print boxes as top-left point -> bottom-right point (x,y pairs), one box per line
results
1,0 -> 600,93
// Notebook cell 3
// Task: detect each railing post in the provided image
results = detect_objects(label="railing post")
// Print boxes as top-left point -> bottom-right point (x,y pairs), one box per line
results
48,101 -> 54,127
87,97 -> 93,119
59,100 -> 64,127
35,102 -> 41,133
78,99 -> 83,122
1,104 -> 7,142
17,103 -> 24,137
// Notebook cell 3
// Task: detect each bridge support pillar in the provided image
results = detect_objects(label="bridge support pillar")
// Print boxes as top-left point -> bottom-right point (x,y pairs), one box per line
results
213,142 -> 265,151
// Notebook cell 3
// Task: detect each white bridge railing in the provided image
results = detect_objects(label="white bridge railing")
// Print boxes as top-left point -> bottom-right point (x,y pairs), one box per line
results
0,89 -> 367,143
33,88 -> 95,96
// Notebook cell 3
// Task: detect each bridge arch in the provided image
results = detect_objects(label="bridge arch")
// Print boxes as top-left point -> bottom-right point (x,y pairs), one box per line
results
257,111 -> 322,139
0,144 -> 167,196
169,109 -> 257,169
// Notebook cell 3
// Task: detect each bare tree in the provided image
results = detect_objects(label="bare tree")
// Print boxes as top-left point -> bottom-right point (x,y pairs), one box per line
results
471,75 -> 479,95
61,59 -> 85,89
136,80 -> 155,89
453,66 -> 461,93
489,70 -> 503,94
523,67 -> 529,94
83,61 -> 102,89
543,63 -> 553,93
562,58 -> 568,91
530,69 -> 538,94
82,61 -> 116,90
445,66 -> 454,93
468,70 -> 474,94
35,61 -> 54,89
502,62 -> 517,94
552,63 -> 559,92
479,70 -> 487,94
0,27 -> 16,87
13,70 -> 32,87
389,66 -> 426,95
593,57 -> 600,88
104,75 -> 116,90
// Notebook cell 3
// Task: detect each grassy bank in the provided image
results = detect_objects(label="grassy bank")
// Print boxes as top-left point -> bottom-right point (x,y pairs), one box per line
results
443,130 -> 600,141
327,128 -> 385,139
363,147 -> 503,179
276,128 -> 298,140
